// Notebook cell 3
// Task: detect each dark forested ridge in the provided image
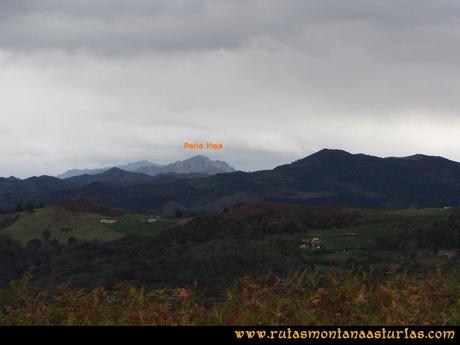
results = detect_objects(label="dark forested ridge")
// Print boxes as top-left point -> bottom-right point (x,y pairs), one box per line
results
1,149 -> 460,214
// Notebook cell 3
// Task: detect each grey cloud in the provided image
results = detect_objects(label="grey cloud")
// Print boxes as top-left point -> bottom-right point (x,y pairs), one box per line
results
1,1 -> 458,54
1,1 -> 460,177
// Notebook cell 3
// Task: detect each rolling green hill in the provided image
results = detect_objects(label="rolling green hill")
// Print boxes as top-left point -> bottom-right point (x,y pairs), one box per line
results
1,206 -> 123,245
0,202 -> 177,245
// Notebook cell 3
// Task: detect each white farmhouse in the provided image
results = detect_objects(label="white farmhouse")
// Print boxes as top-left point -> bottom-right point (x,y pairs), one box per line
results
100,218 -> 118,224
142,218 -> 158,223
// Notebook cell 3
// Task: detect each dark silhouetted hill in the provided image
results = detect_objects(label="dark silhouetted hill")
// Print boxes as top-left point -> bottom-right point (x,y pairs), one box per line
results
1,149 -> 460,212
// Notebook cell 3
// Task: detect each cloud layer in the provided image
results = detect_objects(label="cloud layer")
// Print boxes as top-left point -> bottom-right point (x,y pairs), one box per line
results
1,0 -> 460,177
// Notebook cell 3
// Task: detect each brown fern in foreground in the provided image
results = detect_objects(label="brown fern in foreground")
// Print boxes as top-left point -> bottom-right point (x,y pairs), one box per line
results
0,269 -> 459,325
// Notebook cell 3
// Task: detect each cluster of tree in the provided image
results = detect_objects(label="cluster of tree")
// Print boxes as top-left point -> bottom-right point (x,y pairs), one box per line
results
301,207 -> 362,229
374,213 -> 460,251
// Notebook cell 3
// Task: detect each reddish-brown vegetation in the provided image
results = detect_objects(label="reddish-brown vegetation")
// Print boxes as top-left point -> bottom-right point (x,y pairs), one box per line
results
57,200 -> 127,217
1,269 -> 458,325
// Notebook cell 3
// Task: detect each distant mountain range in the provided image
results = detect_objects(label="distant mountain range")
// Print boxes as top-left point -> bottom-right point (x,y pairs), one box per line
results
1,149 -> 460,214
66,167 -> 213,188
57,155 -> 235,178
57,160 -> 160,179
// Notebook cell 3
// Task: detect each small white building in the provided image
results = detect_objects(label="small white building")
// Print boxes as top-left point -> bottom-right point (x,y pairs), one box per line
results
437,249 -> 457,259
142,218 -> 159,223
100,218 -> 118,224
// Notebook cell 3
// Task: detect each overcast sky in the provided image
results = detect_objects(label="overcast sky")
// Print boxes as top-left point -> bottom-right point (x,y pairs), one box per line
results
1,0 -> 460,177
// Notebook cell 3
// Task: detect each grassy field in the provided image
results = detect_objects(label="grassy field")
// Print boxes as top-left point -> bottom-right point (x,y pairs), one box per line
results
304,222 -> 402,253
298,207 -> 453,270
1,206 -> 124,245
112,215 -> 177,237
0,206 -> 177,245
305,207 -> 449,248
